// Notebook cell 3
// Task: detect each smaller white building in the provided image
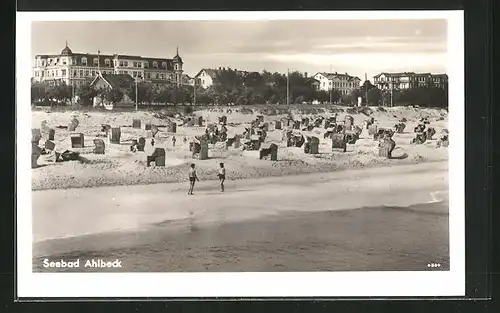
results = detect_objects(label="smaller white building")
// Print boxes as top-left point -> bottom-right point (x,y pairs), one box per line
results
313,72 -> 361,95
194,69 -> 217,88
194,68 -> 250,89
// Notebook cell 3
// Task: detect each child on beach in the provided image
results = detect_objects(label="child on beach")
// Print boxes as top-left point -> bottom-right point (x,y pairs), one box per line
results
188,163 -> 199,195
217,162 -> 226,192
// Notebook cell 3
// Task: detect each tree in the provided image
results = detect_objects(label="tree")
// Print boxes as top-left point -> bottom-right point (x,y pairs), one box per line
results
153,86 -> 172,104
31,82 -> 47,104
243,72 -> 263,88
315,90 -> 329,103
44,81 -> 72,106
326,89 -> 342,103
294,95 -> 305,104
127,82 -> 155,104
360,80 -> 377,91
216,68 -> 243,90
367,88 -> 383,106
341,93 -> 354,106
381,89 -> 392,106
76,82 -> 97,106
104,88 -> 124,104
251,92 -> 265,105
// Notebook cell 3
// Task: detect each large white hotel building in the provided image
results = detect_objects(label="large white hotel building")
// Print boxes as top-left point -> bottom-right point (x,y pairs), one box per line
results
32,43 -> 185,86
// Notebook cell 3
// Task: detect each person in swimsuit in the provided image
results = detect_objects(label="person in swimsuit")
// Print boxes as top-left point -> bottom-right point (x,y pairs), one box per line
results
188,163 -> 199,195
217,162 -> 225,192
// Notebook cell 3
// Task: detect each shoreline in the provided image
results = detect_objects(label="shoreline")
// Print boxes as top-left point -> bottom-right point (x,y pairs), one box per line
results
31,157 -> 446,192
32,161 -> 448,244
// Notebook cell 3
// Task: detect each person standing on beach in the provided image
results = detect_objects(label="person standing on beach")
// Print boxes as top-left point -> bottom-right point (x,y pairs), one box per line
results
188,163 -> 199,195
217,162 -> 226,192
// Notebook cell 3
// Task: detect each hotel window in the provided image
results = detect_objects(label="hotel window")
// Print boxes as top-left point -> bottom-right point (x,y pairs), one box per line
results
133,62 -> 138,67
138,62 -> 142,68
105,59 -> 111,67
85,70 -> 90,76
73,70 -> 77,77
61,69 -> 66,76
144,61 -> 149,68
146,72 -> 150,79
133,72 -> 137,78
156,73 -> 159,79
162,62 -> 167,69
62,59 -> 67,65
93,58 -> 99,66
92,70 -> 96,76
153,62 -> 158,69
56,70 -> 59,76
82,57 -> 87,66
80,70 -> 84,76
119,61 -> 124,67
124,61 -> 129,67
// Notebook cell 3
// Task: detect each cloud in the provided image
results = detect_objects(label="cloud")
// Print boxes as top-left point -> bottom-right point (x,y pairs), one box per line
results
264,52 -> 448,74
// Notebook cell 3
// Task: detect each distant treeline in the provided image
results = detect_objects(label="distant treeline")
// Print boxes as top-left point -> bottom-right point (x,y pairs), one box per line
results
31,69 -> 449,108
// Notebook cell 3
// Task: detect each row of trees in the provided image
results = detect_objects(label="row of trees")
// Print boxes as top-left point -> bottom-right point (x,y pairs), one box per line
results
31,81 -> 125,106
31,69 -> 449,108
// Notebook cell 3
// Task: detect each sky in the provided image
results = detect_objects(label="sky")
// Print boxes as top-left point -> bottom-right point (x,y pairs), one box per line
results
31,19 -> 447,81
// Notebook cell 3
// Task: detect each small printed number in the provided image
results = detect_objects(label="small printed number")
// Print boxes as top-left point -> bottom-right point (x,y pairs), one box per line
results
427,263 -> 442,268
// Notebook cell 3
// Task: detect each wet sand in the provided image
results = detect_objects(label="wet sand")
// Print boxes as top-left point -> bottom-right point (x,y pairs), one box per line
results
33,201 -> 449,272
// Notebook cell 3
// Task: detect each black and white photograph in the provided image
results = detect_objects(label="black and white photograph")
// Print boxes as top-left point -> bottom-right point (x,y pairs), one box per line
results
16,11 -> 465,298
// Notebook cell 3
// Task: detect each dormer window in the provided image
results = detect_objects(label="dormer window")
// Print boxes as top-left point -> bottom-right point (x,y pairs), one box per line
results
105,59 -> 111,67
81,57 -> 87,66
162,61 -> 167,69
153,61 -> 158,69
93,58 -> 99,66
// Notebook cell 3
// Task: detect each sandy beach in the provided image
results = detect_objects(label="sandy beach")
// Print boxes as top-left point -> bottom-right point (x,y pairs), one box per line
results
31,105 -> 448,191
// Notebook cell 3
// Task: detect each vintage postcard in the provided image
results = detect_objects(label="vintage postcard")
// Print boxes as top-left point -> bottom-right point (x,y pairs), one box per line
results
16,11 -> 464,298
